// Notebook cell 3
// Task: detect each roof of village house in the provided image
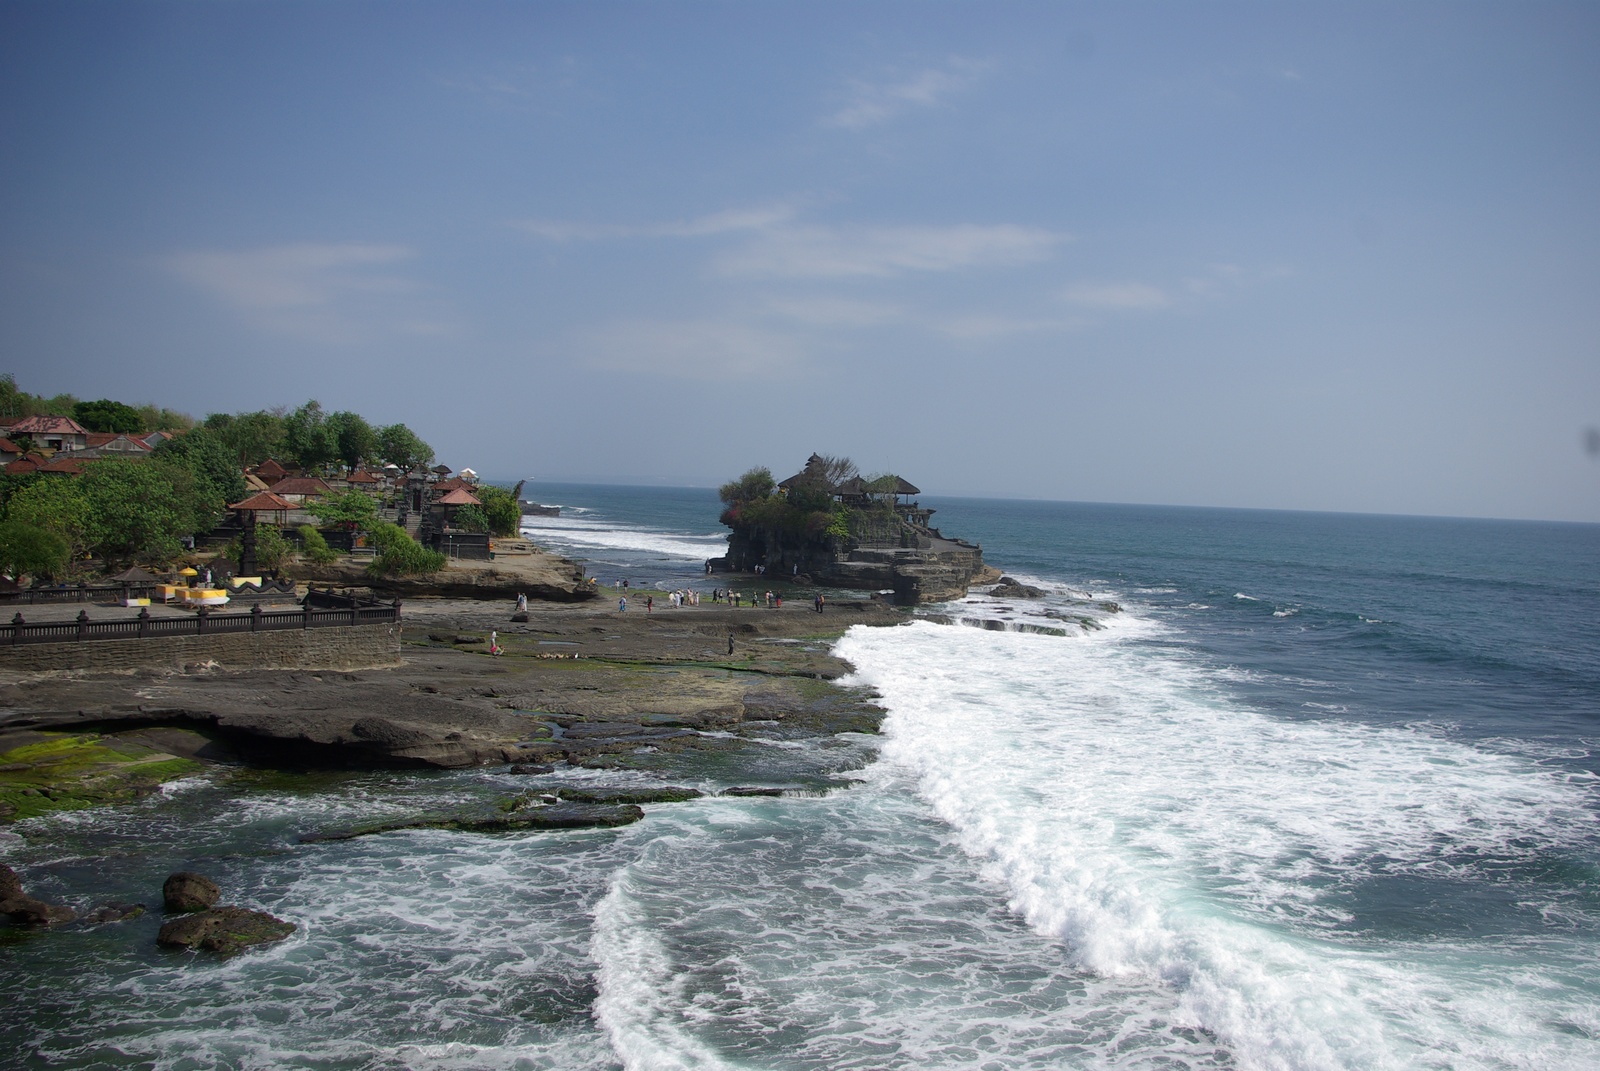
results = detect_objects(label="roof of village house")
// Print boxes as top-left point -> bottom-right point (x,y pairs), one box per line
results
256,459 -> 290,478
435,488 -> 482,506
142,431 -> 172,446
84,432 -> 152,451
0,438 -> 20,453
37,457 -> 88,474
5,456 -> 44,474
9,415 -> 90,436
345,469 -> 380,483
434,476 -> 472,492
229,491 -> 298,512
243,473 -> 269,491
267,476 -> 333,496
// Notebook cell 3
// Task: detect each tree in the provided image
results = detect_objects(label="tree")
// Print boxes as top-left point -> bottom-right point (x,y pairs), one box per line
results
376,423 -> 434,471
308,489 -> 378,529
283,401 -> 337,472
475,484 -> 522,536
228,524 -> 292,572
73,399 -> 146,434
719,467 -> 776,507
80,459 -> 210,567
452,504 -> 489,533
153,426 -> 246,512
0,520 -> 70,580
327,411 -> 378,472
203,409 -> 286,466
7,477 -> 93,561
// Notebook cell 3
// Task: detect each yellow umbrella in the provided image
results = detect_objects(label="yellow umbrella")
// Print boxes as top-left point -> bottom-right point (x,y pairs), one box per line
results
179,567 -> 199,576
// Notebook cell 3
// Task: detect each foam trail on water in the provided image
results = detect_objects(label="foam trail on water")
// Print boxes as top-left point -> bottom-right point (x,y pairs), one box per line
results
836,619 -> 1600,1071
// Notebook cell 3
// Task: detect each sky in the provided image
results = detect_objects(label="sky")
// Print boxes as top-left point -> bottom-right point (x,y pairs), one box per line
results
3,1 -> 1598,522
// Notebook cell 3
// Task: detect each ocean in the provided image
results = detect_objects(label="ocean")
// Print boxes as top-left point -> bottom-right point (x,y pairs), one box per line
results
4,486 -> 1598,1070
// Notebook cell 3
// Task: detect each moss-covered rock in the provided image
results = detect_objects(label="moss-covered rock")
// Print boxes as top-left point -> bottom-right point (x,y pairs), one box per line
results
157,906 -> 294,955
0,732 -> 203,823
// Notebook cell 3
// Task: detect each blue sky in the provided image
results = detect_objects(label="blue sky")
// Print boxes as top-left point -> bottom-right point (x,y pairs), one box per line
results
4,1 -> 1598,521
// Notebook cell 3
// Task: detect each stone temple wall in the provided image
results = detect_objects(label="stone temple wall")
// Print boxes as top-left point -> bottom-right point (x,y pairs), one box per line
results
0,624 -> 402,676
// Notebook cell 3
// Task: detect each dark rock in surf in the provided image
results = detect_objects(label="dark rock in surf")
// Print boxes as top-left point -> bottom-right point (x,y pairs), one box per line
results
722,786 -> 785,797
163,871 -> 221,913
508,763 -> 555,775
2,894 -> 76,925
990,577 -> 1046,599
82,902 -> 146,925
297,802 -> 645,842
553,786 -> 701,805
157,906 -> 294,955
0,864 -> 20,901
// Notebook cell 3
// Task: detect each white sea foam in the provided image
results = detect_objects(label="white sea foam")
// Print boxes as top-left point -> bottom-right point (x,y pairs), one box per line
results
520,517 -> 725,561
835,619 -> 1600,1071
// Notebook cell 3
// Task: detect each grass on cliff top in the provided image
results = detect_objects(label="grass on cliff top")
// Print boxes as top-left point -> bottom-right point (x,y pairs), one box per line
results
0,732 -> 203,823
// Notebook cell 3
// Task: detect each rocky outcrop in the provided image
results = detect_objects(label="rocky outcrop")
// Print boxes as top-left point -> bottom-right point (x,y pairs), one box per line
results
157,906 -> 294,955
163,871 -> 221,913
989,577 -> 1047,599
295,551 -> 596,603
299,801 -> 647,842
1,864 -> 75,925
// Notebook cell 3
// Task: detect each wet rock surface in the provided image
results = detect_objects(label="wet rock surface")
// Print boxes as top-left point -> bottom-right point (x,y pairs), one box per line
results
0,601 -> 902,782
163,871 -> 221,913
156,906 -> 295,955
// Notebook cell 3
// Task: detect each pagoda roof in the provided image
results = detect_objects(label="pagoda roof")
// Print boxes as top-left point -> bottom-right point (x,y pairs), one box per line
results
267,476 -> 333,496
256,458 -> 290,478
345,469 -> 381,483
106,566 -> 160,583
431,464 -> 453,475
435,488 -> 482,506
229,491 -> 297,512
434,477 -> 472,492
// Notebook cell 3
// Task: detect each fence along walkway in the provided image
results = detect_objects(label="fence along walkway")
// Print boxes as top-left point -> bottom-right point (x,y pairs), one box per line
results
3,602 -> 401,646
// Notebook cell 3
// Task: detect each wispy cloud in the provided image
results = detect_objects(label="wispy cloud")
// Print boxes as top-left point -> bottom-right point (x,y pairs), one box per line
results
165,242 -> 441,345
513,204 -> 796,242
719,223 -> 1067,279
761,295 -> 904,327
824,58 -> 988,129
936,313 -> 1085,339
582,320 -> 805,381
1062,281 -> 1170,310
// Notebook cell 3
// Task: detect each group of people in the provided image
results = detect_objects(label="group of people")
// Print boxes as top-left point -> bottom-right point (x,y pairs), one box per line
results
607,584 -> 822,613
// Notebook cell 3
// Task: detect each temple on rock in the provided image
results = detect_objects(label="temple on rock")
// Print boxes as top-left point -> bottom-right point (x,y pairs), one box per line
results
714,453 -> 993,605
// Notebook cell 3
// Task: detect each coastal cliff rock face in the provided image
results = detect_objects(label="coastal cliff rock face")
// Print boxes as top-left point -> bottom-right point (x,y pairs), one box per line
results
296,549 -> 596,603
723,529 -> 989,606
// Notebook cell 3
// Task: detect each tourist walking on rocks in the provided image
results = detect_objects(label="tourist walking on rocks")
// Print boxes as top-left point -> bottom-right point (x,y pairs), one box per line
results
515,593 -> 527,613
646,596 -> 653,613
728,633 -> 735,655
619,597 -> 627,612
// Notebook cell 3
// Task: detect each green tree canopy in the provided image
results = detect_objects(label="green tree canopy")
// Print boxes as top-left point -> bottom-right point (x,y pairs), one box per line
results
366,522 -> 445,577
377,423 -> 434,471
327,410 -> 378,472
202,409 -> 287,467
153,426 -> 247,510
73,399 -> 146,434
80,459 -> 211,567
7,477 -> 93,561
0,519 -> 71,580
719,467 -> 776,507
475,484 -> 522,536
309,489 -> 379,529
283,400 -> 337,471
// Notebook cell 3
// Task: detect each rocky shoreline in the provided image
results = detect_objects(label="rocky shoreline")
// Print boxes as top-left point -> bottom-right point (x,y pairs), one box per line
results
0,596 -> 907,827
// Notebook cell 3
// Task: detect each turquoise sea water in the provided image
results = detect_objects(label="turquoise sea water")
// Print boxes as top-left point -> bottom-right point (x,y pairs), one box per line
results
4,487 -> 1598,1070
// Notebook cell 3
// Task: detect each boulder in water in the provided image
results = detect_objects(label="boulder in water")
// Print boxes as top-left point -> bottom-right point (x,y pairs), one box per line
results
157,906 -> 294,955
163,871 -> 221,913
0,864 -> 76,925
990,577 -> 1046,599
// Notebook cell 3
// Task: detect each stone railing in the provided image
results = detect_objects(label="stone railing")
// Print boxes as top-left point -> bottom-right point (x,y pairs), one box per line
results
1,600 -> 401,647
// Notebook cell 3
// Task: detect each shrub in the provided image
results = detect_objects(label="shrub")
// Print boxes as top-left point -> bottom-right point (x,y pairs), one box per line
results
0,520 -> 70,580
366,522 -> 445,577
298,525 -> 338,565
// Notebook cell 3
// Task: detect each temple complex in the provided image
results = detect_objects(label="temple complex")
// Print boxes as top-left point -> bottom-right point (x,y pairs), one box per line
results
714,453 -> 993,605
